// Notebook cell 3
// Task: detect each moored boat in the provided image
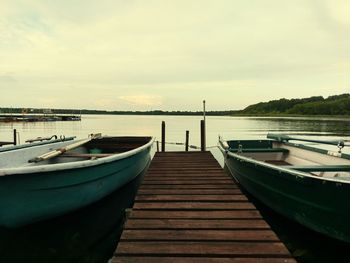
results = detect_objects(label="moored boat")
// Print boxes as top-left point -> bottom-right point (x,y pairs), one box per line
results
219,134 -> 350,243
0,135 -> 154,227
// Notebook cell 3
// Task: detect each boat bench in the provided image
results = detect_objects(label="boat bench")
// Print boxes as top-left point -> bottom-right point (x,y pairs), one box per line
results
282,165 -> 350,172
0,141 -> 14,147
60,153 -> 114,158
230,148 -> 289,153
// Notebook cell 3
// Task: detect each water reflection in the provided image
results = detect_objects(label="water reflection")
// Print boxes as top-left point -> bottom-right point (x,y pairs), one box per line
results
247,191 -> 350,263
247,117 -> 350,136
1,115 -> 349,147
0,161 -> 149,263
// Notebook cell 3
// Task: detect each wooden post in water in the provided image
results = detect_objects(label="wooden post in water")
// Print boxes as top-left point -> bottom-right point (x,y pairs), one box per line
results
203,100 -> 206,151
161,121 -> 165,152
185,130 -> 189,151
200,120 -> 205,151
156,141 -> 160,152
13,129 -> 17,145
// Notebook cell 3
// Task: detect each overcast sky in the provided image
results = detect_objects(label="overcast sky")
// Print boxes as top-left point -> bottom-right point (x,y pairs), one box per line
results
1,0 -> 349,111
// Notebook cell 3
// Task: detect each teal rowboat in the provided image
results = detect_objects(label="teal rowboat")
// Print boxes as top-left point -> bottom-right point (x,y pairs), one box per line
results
0,136 -> 154,227
219,134 -> 350,243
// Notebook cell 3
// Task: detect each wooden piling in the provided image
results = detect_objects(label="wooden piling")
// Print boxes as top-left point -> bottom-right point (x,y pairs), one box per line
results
13,129 -> 17,145
185,130 -> 189,151
200,120 -> 205,151
161,121 -> 165,152
0,130 -> 16,147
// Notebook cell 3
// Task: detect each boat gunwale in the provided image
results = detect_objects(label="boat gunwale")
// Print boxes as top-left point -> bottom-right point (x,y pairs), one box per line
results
0,136 -> 155,176
0,136 -> 76,153
218,139 -> 350,185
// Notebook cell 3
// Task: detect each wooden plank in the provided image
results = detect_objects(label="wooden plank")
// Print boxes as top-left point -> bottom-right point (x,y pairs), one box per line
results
151,162 -> 219,165
151,162 -> 218,164
137,189 -> 242,195
0,141 -> 13,146
145,173 -> 229,177
133,202 -> 254,210
150,161 -> 219,165
116,241 -> 291,256
153,152 -> 212,156
152,155 -> 216,158
120,230 -> 279,241
142,180 -> 234,185
129,210 -> 263,219
147,168 -> 223,172
124,219 -> 271,230
146,172 -> 229,176
61,153 -> 114,158
142,180 -> 233,183
147,168 -> 225,171
150,157 -> 218,161
135,195 -> 248,202
113,257 -> 296,263
151,162 -> 220,164
143,177 -> 231,181
148,166 -> 222,170
139,185 -> 238,189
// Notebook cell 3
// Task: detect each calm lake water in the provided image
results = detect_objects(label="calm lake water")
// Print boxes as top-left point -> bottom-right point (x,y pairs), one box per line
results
1,115 -> 350,262
1,114 -> 350,160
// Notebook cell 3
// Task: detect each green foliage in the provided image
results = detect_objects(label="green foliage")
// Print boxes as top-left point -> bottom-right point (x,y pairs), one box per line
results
240,94 -> 350,115
287,97 -> 350,115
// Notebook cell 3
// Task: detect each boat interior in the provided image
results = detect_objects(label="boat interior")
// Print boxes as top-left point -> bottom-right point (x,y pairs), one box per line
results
75,136 -> 152,155
226,140 -> 350,178
57,136 -> 152,160
0,136 -> 152,168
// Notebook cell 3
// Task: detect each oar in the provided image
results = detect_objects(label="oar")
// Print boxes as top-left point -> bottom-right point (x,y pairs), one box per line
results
267,133 -> 350,147
28,133 -> 102,163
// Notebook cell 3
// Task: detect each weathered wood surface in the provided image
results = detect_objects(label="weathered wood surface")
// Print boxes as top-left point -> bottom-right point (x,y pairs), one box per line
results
0,141 -> 13,147
113,258 -> 296,263
113,151 -> 295,263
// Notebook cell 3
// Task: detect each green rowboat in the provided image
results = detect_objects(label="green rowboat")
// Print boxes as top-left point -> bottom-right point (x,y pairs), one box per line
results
0,135 -> 154,227
219,134 -> 350,243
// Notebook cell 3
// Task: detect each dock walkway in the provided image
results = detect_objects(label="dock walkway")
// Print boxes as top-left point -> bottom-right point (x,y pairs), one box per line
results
113,151 -> 295,263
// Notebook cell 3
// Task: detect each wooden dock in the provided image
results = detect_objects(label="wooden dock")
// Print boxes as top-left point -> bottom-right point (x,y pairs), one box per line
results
113,151 -> 296,263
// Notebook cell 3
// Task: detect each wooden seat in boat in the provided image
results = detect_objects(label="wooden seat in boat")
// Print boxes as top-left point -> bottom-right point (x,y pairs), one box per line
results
230,148 -> 289,153
60,153 -> 115,158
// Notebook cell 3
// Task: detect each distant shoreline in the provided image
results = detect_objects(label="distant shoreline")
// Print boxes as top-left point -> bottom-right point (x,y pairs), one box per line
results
0,108 -> 349,118
2,94 -> 350,117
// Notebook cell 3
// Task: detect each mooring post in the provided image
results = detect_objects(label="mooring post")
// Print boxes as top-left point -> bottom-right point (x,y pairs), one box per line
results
200,120 -> 205,151
161,121 -> 165,152
13,129 -> 17,145
156,140 -> 160,152
185,130 -> 189,151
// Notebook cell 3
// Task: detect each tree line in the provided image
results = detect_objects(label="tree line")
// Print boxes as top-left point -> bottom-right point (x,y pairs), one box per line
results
239,94 -> 350,115
0,108 -> 237,116
1,93 -> 349,116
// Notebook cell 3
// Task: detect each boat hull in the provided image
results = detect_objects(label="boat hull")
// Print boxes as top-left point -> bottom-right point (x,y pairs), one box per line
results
224,153 -> 350,243
0,147 -> 151,227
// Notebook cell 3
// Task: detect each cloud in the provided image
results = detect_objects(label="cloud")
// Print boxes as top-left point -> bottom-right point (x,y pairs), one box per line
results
92,99 -> 116,109
118,95 -> 163,107
0,0 -> 349,110
0,74 -> 17,83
